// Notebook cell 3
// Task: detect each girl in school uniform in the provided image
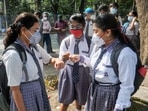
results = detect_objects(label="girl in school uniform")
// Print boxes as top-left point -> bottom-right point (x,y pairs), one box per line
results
69,14 -> 137,111
58,13 -> 91,111
2,12 -> 64,111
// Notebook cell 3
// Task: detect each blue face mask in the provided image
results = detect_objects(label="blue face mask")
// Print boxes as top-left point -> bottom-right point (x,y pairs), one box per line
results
27,30 -> 37,45
128,16 -> 133,22
110,7 -> 117,14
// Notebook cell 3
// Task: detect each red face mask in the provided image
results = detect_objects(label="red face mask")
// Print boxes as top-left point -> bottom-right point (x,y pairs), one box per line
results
70,29 -> 83,38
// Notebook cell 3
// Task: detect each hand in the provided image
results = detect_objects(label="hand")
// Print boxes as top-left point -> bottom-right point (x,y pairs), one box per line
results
62,52 -> 70,62
132,17 -> 137,22
54,58 -> 65,70
69,54 -> 80,63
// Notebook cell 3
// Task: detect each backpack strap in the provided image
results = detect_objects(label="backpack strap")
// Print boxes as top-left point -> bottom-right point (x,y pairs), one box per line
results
110,43 -> 128,76
3,43 -> 29,81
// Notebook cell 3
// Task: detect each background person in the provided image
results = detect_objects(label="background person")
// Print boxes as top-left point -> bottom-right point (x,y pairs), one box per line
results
34,11 -> 43,46
83,7 -> 94,40
98,4 -> 109,15
42,12 -> 55,53
123,10 -> 140,53
54,14 -> 68,47
110,2 -> 122,26
2,12 -> 64,111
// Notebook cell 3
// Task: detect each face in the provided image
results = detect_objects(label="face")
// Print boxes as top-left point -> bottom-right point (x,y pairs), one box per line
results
69,21 -> 83,38
21,22 -> 39,44
26,22 -> 39,38
93,23 -> 113,45
100,10 -> 107,15
69,21 -> 83,29
85,13 -> 92,20
128,12 -> 134,17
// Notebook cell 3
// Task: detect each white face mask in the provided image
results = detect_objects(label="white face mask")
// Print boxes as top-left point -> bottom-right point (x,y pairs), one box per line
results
92,34 -> 105,47
43,17 -> 47,21
90,14 -> 96,20
110,7 -> 117,14
23,31 -> 36,45
128,16 -> 133,22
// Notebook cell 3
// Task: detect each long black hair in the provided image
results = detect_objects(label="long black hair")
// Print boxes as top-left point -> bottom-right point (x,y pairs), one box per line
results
93,14 -> 131,44
3,12 -> 38,49
94,14 -> 138,53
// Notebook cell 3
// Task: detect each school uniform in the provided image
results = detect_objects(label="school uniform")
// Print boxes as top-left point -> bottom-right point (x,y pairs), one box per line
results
2,40 -> 52,111
125,21 -> 140,50
58,34 -> 91,105
81,39 -> 137,111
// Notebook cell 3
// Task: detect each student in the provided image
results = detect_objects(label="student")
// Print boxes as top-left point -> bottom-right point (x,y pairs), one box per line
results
34,11 -> 43,46
69,14 -> 137,111
58,13 -> 91,111
42,12 -> 55,53
54,14 -> 68,47
2,12 -> 64,111
123,10 -> 140,53
98,4 -> 109,15
110,2 -> 122,26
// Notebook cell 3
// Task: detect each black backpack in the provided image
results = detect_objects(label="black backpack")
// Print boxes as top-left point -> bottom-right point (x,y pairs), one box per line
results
0,43 -> 27,105
111,42 -> 147,95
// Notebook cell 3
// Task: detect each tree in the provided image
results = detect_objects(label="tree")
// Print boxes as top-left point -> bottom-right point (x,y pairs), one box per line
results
135,0 -> 148,65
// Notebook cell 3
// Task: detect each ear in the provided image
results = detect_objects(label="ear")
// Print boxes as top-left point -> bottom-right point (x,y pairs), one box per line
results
105,29 -> 112,37
20,26 -> 26,33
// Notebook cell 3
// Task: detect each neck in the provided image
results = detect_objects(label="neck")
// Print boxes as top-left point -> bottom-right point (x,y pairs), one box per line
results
104,38 -> 115,46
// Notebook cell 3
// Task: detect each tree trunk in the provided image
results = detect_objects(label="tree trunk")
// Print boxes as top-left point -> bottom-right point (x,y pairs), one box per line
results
135,0 -> 148,65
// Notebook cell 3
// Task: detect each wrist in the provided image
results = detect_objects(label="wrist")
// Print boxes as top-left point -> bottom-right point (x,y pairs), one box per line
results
79,56 -> 84,63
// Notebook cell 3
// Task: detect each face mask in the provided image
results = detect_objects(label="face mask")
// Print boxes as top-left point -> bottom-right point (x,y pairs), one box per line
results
92,34 -> 105,47
110,7 -> 117,14
43,17 -> 47,21
128,16 -> 133,22
70,29 -> 83,38
27,30 -> 37,45
90,15 -> 96,20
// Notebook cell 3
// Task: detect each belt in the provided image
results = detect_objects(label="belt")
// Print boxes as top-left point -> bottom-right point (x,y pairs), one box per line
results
21,79 -> 39,84
94,80 -> 120,86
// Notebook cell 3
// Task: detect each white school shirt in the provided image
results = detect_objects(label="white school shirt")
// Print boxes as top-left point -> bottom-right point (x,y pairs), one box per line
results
84,20 -> 93,37
42,20 -> 51,34
2,44 -> 52,86
82,44 -> 137,110
59,34 -> 90,65
125,21 -> 139,35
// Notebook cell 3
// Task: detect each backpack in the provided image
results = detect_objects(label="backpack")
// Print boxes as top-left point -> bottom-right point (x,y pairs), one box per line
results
111,42 -> 147,95
0,43 -> 27,106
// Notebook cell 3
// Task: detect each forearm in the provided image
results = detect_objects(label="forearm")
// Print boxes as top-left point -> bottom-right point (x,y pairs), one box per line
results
11,86 -> 26,111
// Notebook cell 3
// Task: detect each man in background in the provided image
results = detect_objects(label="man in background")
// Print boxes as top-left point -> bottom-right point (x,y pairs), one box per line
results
83,7 -> 94,40
54,15 -> 68,47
